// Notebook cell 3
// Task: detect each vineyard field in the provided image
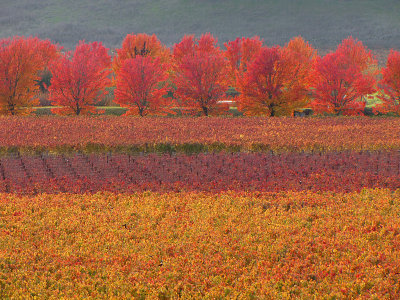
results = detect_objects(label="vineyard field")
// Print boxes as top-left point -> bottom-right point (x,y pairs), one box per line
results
0,152 -> 399,193
0,116 -> 400,153
1,116 -> 400,298
1,190 -> 399,298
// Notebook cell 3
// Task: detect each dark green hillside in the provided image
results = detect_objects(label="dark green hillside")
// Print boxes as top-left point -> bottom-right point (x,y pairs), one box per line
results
1,0 -> 400,50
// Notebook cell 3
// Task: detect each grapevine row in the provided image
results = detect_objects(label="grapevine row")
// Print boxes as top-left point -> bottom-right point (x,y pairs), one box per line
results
0,117 -> 399,153
2,152 -> 400,193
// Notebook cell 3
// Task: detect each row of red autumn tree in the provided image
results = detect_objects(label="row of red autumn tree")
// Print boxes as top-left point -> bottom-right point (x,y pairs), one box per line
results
0,33 -> 399,116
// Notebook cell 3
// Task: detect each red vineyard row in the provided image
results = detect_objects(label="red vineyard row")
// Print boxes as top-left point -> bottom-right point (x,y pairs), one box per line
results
1,117 -> 400,152
1,152 -> 400,193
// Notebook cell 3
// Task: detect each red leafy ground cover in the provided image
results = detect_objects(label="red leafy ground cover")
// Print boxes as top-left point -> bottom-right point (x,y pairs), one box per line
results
1,152 -> 399,194
0,116 -> 400,152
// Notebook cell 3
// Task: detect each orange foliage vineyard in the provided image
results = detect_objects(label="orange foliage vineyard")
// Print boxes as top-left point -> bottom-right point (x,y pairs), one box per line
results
1,190 -> 399,298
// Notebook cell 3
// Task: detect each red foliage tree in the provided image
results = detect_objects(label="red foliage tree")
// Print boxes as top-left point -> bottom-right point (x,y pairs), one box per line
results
237,37 -> 316,116
237,46 -> 284,116
48,41 -> 111,115
114,56 -> 169,116
0,36 -> 58,115
112,33 -> 170,76
173,34 -> 229,116
336,37 -> 377,76
224,36 -> 263,86
311,37 -> 377,115
280,36 -> 317,112
374,50 -> 400,115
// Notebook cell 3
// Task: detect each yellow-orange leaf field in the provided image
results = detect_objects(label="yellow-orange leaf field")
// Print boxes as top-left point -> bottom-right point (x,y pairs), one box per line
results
1,116 -> 400,298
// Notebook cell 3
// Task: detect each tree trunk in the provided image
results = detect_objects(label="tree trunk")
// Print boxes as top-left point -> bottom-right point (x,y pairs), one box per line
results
8,102 -> 15,115
269,103 -> 276,117
76,103 -> 81,115
202,106 -> 209,116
